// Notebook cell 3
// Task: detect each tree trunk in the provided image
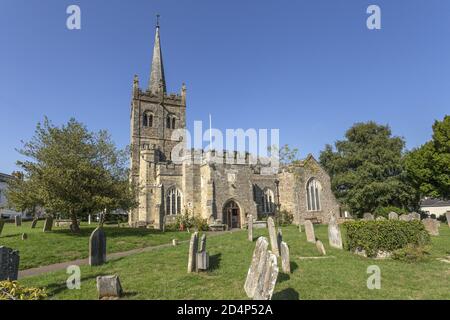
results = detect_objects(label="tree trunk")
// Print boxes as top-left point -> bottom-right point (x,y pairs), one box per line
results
70,211 -> 81,233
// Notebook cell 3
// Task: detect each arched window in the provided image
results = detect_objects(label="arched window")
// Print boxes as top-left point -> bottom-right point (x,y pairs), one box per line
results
306,178 -> 321,211
166,188 -> 182,215
172,117 -> 176,129
143,112 -> 153,127
262,189 -> 275,213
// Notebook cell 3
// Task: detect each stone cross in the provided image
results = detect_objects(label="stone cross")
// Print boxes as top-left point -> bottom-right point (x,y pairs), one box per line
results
96,275 -> 123,299
0,246 -> 20,281
446,211 -> 450,228
267,217 -> 279,257
244,237 -> 269,298
422,218 -> 439,236
304,220 -> 316,243
43,216 -> 53,232
31,219 -> 38,229
89,227 -> 107,266
187,232 -> 199,273
280,241 -> 290,274
247,214 -> 253,242
363,213 -> 374,221
388,212 -> 398,220
316,240 -> 326,256
15,215 -> 22,227
0,220 -> 4,236
328,215 -> 343,249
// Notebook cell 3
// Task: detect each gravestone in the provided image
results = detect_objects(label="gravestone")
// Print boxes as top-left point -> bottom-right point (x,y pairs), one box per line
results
304,220 -> 316,243
21,233 -> 27,240
399,214 -> 411,222
187,232 -> 199,273
253,251 -> 279,300
0,220 -> 4,236
43,216 -> 53,232
328,215 -> 343,249
172,239 -> 178,246
31,219 -> 38,229
196,251 -> 209,271
376,216 -> 386,221
422,218 -> 439,236
0,246 -> 20,281
280,241 -> 290,274
446,211 -> 450,228
15,215 -> 22,227
89,227 -> 107,266
88,214 -> 92,225
363,213 -> 374,221
247,214 -> 253,242
267,217 -> 279,257
298,223 -> 302,233
96,275 -> 123,299
410,212 -> 421,221
388,212 -> 398,220
244,237 -> 269,298
316,240 -> 326,256
199,234 -> 206,253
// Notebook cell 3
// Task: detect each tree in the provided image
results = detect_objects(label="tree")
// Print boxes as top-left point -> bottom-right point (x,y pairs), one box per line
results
7,117 -> 137,232
319,121 -> 418,216
404,115 -> 450,199
268,144 -> 300,165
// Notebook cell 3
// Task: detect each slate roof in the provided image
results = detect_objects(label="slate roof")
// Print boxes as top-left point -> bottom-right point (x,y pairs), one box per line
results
420,198 -> 450,207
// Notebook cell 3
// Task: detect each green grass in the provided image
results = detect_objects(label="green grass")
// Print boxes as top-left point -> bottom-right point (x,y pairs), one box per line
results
0,221 -> 192,270
19,224 -> 450,300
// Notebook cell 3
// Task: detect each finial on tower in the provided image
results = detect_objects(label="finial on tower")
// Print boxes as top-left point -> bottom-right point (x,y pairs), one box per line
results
156,14 -> 160,28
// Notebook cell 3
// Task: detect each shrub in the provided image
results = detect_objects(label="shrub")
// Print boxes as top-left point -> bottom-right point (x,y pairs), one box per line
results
392,244 -> 431,263
277,210 -> 293,226
0,281 -> 47,300
374,206 -> 408,219
342,220 -> 431,257
169,213 -> 209,231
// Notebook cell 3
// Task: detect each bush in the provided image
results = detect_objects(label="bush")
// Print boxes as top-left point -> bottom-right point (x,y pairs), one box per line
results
342,220 -> 431,257
0,281 -> 47,300
277,210 -> 293,226
392,244 -> 431,263
374,206 -> 408,219
165,213 -> 209,232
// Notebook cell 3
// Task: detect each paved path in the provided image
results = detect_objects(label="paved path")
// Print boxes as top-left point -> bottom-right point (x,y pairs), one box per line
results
18,229 -> 240,279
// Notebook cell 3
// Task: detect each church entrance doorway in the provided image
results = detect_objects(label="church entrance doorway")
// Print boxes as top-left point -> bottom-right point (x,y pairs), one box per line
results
223,200 -> 241,229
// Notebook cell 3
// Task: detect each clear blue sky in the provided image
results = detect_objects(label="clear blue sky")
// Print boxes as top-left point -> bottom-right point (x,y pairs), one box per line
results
1,0 -> 449,173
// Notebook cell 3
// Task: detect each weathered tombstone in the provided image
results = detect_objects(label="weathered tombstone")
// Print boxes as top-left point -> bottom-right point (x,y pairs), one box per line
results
187,232 -> 199,273
31,219 -> 38,229
21,233 -> 28,240
363,213 -> 374,221
446,211 -> 450,228
244,237 -> 269,298
399,214 -> 411,222
376,216 -> 386,221
196,251 -> 209,271
15,215 -> 22,227
388,212 -> 398,220
89,227 -> 107,266
172,239 -> 178,246
328,215 -> 343,249
304,220 -> 316,243
247,214 -> 253,242
43,216 -> 53,232
280,241 -> 290,274
0,220 -> 4,236
422,218 -> 439,236
410,212 -> 421,221
96,275 -> 123,299
0,246 -> 20,281
253,251 -> 279,300
316,240 -> 326,256
267,217 -> 279,257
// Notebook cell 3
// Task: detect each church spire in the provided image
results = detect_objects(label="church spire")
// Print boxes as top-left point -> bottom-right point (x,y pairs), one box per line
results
149,14 -> 166,95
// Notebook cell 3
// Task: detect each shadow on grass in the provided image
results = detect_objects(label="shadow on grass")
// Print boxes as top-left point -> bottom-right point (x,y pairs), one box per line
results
272,288 -> 300,300
209,253 -> 222,271
0,233 -> 22,239
45,273 -> 106,296
50,226 -> 175,239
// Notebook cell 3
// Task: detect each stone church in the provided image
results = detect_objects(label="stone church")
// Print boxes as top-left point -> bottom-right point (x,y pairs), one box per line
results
128,22 -> 340,229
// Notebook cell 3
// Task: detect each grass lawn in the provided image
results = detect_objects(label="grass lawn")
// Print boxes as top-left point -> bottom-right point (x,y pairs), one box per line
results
19,224 -> 450,300
0,220 -> 192,270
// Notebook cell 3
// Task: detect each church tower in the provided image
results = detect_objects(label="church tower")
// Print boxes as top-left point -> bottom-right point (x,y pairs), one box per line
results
129,17 -> 187,226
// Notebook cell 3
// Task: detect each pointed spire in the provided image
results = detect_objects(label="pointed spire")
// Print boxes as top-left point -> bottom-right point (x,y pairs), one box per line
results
149,14 -> 166,95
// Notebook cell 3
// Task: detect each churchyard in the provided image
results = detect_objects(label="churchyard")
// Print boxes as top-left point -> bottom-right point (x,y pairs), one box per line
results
7,221 -> 449,300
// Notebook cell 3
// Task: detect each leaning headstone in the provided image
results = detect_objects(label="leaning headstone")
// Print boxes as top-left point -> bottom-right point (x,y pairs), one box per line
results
31,219 -> 38,229
363,213 -> 374,221
0,220 -> 4,236
316,240 -> 326,256
89,227 -> 107,266
187,232 -> 199,273
253,251 -> 279,300
21,233 -> 28,240
328,215 -> 343,249
96,275 -> 123,299
43,216 -> 53,232
422,218 -> 439,236
280,241 -> 290,274
15,215 -> 22,227
244,237 -> 270,298
304,220 -> 316,243
0,246 -> 20,281
247,214 -> 253,242
267,217 -> 279,257
446,211 -> 450,228
410,212 -> 421,221
399,214 -> 411,222
388,212 -> 398,220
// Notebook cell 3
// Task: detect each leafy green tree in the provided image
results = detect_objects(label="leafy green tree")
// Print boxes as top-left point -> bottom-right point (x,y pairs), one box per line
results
404,115 -> 450,199
268,144 -> 300,165
7,117 -> 137,232
319,121 -> 418,217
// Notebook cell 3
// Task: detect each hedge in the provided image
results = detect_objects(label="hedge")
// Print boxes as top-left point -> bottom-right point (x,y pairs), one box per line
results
342,220 -> 431,257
